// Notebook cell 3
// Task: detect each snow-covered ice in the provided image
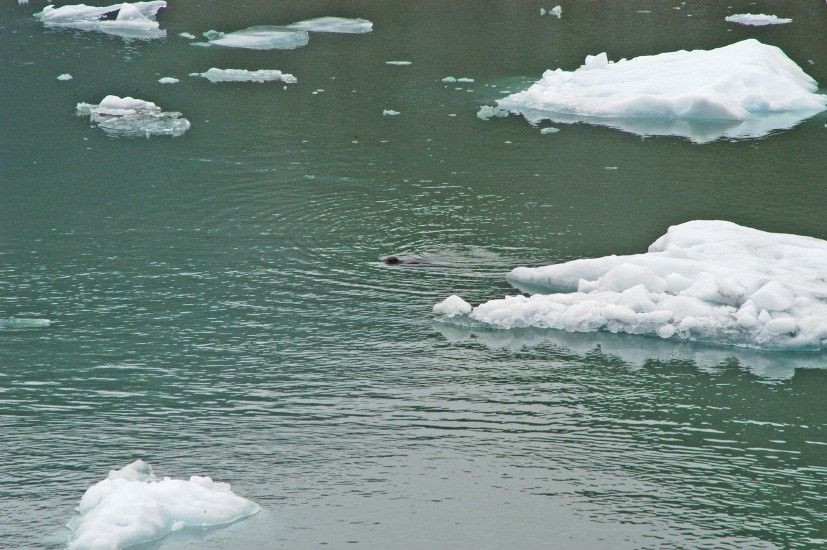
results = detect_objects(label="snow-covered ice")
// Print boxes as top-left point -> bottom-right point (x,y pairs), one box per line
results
725,14 -> 792,26
195,68 -> 297,84
76,95 -> 190,137
435,221 -> 827,352
202,26 -> 309,50
34,1 -> 167,40
66,460 -> 260,550
491,39 -> 826,142
286,16 -> 373,33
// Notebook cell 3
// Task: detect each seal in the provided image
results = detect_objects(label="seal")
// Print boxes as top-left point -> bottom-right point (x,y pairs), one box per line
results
383,256 -> 449,266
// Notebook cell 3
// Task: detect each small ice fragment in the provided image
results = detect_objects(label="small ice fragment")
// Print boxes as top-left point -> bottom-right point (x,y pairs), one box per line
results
442,76 -> 457,83
383,109 -> 400,116
477,105 -> 509,120
457,77 -> 475,83
206,26 -> 309,50
434,295 -> 472,317
57,73 -> 73,81
540,126 -> 559,134
386,61 -> 412,65
197,68 -> 297,84
179,32 -> 196,39
540,8 -> 546,15
158,77 -> 179,84
0,318 -> 51,328
76,95 -> 190,138
550,5 -> 562,18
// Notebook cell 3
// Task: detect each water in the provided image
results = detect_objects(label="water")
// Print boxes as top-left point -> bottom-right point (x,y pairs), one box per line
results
2,0 -> 827,548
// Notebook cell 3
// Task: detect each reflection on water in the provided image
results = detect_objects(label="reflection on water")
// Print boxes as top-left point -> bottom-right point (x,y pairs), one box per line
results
3,0 -> 827,548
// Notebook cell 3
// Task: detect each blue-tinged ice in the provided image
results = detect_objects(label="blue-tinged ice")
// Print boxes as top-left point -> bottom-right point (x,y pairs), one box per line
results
76,95 -> 190,137
436,221 -> 827,352
34,1 -> 167,40
66,460 -> 259,550
490,39 -> 827,143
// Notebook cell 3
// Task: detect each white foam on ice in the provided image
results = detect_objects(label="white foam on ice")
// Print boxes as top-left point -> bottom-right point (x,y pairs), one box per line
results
493,39 -> 826,142
725,13 -> 792,26
196,68 -> 297,84
435,221 -> 827,352
76,95 -> 190,137
34,1 -> 167,40
203,26 -> 309,50
66,460 -> 260,550
286,16 -> 373,33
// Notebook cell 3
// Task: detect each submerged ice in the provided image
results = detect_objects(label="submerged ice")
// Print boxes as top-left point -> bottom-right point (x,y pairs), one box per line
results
286,16 -> 373,33
34,1 -> 167,40
76,95 -> 190,137
491,39 -> 826,142
435,221 -> 827,351
202,26 -> 309,50
66,460 -> 260,550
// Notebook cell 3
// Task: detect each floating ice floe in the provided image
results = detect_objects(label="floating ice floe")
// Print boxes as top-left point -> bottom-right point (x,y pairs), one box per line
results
541,5 -> 562,18
57,73 -> 73,80
383,109 -> 400,116
34,1 -> 167,40
386,60 -> 412,66
489,39 -> 827,143
194,68 -> 297,84
0,318 -> 51,328
725,13 -> 792,26
76,95 -> 190,137
435,220 -> 827,352
286,16 -> 373,33
442,76 -> 474,83
66,460 -> 260,550
201,26 -> 309,50
158,76 -> 178,84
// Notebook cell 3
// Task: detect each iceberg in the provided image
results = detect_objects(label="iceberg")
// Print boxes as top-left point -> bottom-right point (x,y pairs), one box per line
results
493,39 -> 827,142
286,16 -> 373,33
435,221 -> 827,352
195,68 -> 297,84
203,26 -> 309,50
725,14 -> 792,26
34,1 -> 167,40
66,460 -> 260,550
76,95 -> 190,137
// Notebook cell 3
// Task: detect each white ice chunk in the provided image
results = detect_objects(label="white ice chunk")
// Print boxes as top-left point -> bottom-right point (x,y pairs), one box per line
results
439,220 -> 827,351
204,26 -> 309,50
550,5 -> 562,18
383,109 -> 400,116
158,76 -> 178,84
34,1 -> 167,40
493,39 -> 827,143
725,13 -> 792,26
540,126 -> 560,134
197,68 -> 297,84
386,61 -> 412,65
286,16 -> 373,34
76,95 -> 190,137
0,318 -> 51,328
433,295 -> 473,318
179,31 -> 196,39
57,73 -> 73,80
66,460 -> 259,550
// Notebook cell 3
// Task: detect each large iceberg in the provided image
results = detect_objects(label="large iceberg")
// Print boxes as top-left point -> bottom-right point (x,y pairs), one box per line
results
202,26 -> 309,50
34,1 -> 167,40
76,95 -> 190,137
435,221 -> 827,351
286,16 -> 373,33
66,460 -> 260,549
195,68 -> 297,84
492,39 -> 827,142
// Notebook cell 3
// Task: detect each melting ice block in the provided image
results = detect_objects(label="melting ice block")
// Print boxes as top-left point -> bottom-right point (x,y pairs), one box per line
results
435,221 -> 827,351
196,68 -> 297,84
34,1 -> 167,40
66,460 -> 260,550
76,95 -> 190,137
203,26 -> 309,50
286,16 -> 373,33
492,39 -> 826,142
725,13 -> 792,26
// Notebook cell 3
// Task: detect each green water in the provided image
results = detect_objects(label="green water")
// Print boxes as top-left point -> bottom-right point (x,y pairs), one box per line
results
2,0 -> 827,548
